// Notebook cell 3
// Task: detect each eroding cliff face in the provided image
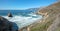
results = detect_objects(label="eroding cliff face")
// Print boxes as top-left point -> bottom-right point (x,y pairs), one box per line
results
30,2 -> 60,31
37,2 -> 60,31
37,2 -> 60,17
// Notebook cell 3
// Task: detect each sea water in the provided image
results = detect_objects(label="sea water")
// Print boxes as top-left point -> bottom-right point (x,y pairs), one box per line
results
0,10 -> 42,29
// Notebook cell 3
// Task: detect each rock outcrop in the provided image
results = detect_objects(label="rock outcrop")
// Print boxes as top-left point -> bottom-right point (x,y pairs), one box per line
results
0,16 -> 18,31
8,12 -> 13,17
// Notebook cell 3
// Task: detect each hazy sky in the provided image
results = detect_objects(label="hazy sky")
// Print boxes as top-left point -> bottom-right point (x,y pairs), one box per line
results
0,0 -> 57,10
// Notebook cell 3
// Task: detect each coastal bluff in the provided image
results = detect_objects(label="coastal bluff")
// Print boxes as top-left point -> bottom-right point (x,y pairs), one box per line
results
29,2 -> 60,31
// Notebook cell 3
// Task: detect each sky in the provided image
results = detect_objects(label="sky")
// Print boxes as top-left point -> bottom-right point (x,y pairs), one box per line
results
0,0 -> 57,10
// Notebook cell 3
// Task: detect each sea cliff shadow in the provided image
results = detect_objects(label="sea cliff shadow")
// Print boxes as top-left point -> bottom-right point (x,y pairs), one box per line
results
0,16 -> 18,31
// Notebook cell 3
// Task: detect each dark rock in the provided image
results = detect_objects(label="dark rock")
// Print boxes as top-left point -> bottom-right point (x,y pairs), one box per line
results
8,12 -> 13,17
0,16 -> 18,31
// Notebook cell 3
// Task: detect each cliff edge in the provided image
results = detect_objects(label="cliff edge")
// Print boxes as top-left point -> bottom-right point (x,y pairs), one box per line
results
30,2 -> 60,31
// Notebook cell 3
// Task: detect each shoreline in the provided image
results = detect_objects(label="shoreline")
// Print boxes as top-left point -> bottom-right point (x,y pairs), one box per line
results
19,18 -> 43,31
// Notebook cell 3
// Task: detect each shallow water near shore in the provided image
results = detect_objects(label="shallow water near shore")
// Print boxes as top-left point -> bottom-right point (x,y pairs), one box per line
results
2,14 -> 42,29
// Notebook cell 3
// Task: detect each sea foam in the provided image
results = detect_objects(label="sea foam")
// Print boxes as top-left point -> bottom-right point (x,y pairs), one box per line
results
2,14 -> 42,29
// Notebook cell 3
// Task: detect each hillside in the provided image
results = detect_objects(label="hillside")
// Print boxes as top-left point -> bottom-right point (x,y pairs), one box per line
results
30,2 -> 60,31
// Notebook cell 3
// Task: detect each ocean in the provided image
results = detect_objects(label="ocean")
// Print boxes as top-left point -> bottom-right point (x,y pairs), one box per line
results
0,10 -> 42,29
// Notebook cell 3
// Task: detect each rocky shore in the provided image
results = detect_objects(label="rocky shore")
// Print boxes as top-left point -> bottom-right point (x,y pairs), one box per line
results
0,16 -> 18,31
0,1 -> 60,31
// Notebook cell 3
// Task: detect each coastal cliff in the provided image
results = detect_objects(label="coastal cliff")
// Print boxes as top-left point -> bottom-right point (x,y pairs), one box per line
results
30,2 -> 60,31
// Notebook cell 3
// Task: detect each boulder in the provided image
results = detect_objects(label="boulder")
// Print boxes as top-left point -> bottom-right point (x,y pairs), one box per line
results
0,16 -> 18,31
8,12 -> 13,17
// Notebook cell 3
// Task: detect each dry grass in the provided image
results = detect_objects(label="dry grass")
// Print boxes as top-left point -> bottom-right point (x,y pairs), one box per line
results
30,2 -> 60,31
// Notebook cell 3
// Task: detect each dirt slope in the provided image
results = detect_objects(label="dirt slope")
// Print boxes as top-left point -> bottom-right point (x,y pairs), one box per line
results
30,2 -> 60,31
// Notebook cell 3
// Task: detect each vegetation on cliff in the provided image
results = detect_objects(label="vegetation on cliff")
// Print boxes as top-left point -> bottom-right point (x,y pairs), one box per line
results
30,2 -> 60,31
